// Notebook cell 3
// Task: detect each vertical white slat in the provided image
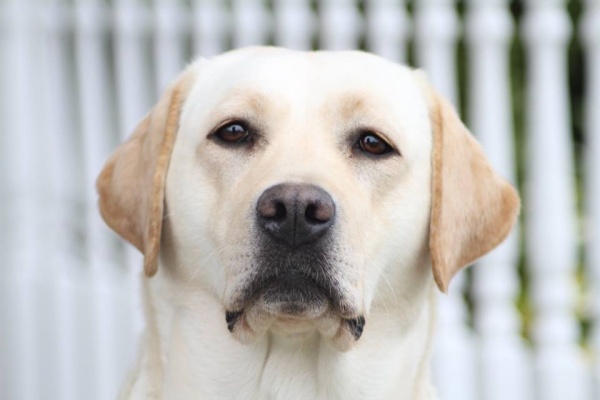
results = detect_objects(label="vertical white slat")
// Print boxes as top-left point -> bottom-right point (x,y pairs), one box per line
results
74,1 -> 122,398
0,3 -> 5,399
273,0 -> 315,50
40,3 -> 82,400
113,0 -> 150,383
365,0 -> 410,62
0,4 -> 8,396
192,0 -> 228,57
581,0 -> 600,397
466,1 -> 533,399
0,13 -> 7,400
413,2 -> 478,400
413,0 -> 459,101
319,0 -> 362,50
153,0 -> 188,92
523,1 -> 591,399
231,0 -> 270,48
115,0 -> 153,134
0,1 -> 44,399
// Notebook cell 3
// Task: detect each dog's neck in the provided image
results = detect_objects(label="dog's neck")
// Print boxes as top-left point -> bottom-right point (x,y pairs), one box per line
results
122,271 -> 438,400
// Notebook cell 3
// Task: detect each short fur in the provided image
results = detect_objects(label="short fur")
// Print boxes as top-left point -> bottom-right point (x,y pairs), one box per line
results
97,47 -> 519,399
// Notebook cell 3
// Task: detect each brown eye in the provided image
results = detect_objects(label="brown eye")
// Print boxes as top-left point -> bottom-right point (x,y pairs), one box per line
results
357,133 -> 392,155
215,122 -> 250,143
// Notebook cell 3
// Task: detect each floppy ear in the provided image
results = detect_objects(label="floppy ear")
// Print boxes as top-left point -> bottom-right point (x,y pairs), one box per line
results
96,72 -> 195,277
426,86 -> 520,293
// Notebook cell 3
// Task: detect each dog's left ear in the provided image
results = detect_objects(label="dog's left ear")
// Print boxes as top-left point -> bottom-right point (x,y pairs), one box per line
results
96,71 -> 195,277
418,75 -> 520,293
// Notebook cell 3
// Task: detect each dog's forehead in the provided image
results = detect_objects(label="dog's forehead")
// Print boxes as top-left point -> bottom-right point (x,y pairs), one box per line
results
181,48 -> 432,151
192,48 -> 424,104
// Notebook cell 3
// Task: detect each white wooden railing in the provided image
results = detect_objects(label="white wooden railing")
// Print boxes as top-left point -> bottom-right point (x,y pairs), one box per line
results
0,1 -> 597,399
467,2 -> 532,399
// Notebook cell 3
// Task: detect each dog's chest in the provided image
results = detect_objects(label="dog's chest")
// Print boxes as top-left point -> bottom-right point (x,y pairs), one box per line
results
254,334 -> 409,400
256,337 -> 322,400
165,323 -> 362,399
256,332 -> 368,400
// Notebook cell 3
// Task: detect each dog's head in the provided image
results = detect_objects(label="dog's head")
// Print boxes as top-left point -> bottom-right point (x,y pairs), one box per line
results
97,47 -> 519,350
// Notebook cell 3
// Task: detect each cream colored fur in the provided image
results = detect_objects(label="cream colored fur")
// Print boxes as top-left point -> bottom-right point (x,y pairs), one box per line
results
97,47 -> 519,400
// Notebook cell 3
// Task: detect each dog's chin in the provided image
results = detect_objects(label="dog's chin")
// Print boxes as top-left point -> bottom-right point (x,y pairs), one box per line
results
225,275 -> 365,351
227,306 -> 364,352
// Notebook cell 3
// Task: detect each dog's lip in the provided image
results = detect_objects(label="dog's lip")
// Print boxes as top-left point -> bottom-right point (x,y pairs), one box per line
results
224,273 -> 328,331
224,308 -> 366,341
346,316 -> 366,340
262,284 -> 329,319
225,274 -> 365,333
233,272 -> 333,310
227,271 -> 358,319
225,310 -> 243,332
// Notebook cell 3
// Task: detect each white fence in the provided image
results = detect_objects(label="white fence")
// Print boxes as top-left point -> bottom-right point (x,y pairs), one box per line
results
0,0 -> 598,399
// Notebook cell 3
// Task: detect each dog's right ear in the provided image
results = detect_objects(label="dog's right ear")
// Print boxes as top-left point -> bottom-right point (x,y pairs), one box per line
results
96,72 -> 195,277
413,70 -> 520,293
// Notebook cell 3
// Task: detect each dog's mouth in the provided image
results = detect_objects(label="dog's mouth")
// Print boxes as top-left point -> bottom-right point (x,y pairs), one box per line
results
226,309 -> 365,340
254,273 -> 330,315
225,272 -> 365,350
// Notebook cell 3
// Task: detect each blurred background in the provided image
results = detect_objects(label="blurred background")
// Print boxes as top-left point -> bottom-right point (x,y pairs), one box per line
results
0,0 -> 598,399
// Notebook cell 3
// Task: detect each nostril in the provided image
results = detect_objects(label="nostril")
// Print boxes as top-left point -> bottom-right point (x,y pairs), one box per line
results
259,199 -> 287,221
305,204 -> 317,223
272,201 -> 286,221
305,202 -> 333,224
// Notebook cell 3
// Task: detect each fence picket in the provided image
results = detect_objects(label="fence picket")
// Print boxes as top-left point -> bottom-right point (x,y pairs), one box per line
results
41,3 -> 83,399
0,4 -> 9,400
581,0 -> 600,397
115,0 -> 153,134
273,0 -> 315,50
74,1 -> 122,398
466,2 -> 533,399
319,0 -> 362,50
153,0 -> 188,92
0,2 -> 50,399
365,0 -> 410,62
232,0 -> 270,48
523,1 -> 591,399
192,0 -> 228,57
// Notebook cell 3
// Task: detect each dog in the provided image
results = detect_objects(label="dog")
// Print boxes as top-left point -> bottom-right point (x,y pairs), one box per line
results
97,47 -> 519,399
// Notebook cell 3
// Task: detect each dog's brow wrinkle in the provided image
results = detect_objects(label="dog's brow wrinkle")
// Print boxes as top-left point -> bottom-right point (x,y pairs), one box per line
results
216,89 -> 273,118
337,93 -> 367,120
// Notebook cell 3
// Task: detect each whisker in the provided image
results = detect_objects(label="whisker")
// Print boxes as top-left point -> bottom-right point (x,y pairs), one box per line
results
379,269 -> 399,306
175,242 -> 253,303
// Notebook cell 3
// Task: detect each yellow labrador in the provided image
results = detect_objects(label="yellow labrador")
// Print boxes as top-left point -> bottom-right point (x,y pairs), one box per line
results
97,47 -> 519,399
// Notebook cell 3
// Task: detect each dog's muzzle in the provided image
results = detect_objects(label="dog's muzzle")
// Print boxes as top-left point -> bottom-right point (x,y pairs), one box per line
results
248,182 -> 340,317
225,183 -> 365,346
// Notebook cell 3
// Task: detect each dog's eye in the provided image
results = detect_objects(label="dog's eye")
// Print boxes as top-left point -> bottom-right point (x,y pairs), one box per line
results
356,132 -> 393,156
215,122 -> 250,144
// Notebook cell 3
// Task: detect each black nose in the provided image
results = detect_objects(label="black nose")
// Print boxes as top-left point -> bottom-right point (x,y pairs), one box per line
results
256,183 -> 335,249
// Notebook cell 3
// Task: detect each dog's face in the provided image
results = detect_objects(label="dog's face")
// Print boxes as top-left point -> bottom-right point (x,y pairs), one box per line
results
97,47 -> 519,351
165,49 -> 434,346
